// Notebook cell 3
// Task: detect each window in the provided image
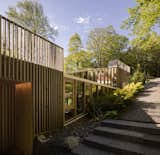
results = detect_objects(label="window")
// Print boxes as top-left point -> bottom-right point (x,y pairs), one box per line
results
85,84 -> 91,113
76,81 -> 84,115
64,80 -> 75,120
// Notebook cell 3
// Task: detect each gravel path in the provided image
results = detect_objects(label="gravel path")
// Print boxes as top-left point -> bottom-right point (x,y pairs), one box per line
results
120,78 -> 160,123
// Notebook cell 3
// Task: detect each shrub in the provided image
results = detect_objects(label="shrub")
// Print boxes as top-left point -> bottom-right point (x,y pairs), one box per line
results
64,136 -> 80,150
88,82 -> 144,120
88,94 -> 123,119
103,110 -> 118,119
130,65 -> 146,83
114,82 -> 144,101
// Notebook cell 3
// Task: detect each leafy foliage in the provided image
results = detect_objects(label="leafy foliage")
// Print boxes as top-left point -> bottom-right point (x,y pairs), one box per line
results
87,25 -> 128,67
114,82 -> 144,101
120,46 -> 160,77
68,33 -> 82,54
65,33 -> 93,72
6,0 -> 57,40
130,65 -> 146,83
88,82 -> 144,120
120,0 -> 160,77
122,0 -> 160,39
64,50 -> 93,72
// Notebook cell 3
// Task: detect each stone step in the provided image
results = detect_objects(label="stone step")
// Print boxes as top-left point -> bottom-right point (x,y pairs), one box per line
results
84,135 -> 160,155
143,109 -> 160,116
143,108 -> 160,113
101,119 -> 160,135
118,117 -> 160,124
149,116 -> 160,123
145,112 -> 160,117
94,126 -> 160,147
72,144 -> 115,155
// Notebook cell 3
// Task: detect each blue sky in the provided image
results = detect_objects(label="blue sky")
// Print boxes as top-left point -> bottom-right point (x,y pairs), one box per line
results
0,0 -> 136,56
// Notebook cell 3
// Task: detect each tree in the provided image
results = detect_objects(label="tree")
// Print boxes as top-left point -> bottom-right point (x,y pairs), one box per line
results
6,0 -> 57,40
122,0 -> 160,49
121,0 -> 160,77
68,33 -> 82,54
120,46 -> 160,77
65,33 -> 92,72
64,50 -> 93,72
87,25 -> 128,67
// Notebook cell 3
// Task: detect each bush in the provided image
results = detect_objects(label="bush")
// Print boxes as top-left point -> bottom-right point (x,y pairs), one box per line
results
88,82 -> 144,120
103,110 -> 118,119
114,82 -> 144,101
87,95 -> 119,119
130,65 -> 146,84
64,136 -> 80,150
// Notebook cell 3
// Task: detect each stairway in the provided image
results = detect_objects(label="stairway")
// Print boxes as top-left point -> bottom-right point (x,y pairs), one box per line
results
73,119 -> 160,155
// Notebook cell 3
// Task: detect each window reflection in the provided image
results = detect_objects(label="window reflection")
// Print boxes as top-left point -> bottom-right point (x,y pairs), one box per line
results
76,82 -> 84,114
85,84 -> 91,113
64,80 -> 75,120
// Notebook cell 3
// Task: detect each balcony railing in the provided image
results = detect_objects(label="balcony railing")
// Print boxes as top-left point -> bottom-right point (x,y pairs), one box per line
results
0,15 -> 64,71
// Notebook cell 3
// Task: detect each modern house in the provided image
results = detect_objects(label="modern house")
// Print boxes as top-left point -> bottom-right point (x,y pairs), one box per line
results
0,15 -> 129,154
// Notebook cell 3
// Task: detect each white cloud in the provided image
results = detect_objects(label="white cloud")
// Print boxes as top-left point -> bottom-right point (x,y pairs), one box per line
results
74,16 -> 90,24
51,24 -> 69,32
58,25 -> 69,32
97,17 -> 103,21
54,25 -> 59,30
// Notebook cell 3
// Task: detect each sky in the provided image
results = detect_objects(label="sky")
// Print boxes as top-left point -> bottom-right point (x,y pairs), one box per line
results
0,0 -> 136,56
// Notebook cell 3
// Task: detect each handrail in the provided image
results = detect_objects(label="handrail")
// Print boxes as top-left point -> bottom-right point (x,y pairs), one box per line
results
0,15 -> 64,71
0,15 -> 63,50
64,74 -> 117,89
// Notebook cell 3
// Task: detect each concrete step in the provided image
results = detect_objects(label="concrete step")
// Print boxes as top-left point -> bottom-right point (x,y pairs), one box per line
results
72,144 -> 115,155
84,135 -> 160,155
149,116 -> 160,123
143,109 -> 160,116
101,119 -> 160,135
94,126 -> 160,147
143,108 -> 160,113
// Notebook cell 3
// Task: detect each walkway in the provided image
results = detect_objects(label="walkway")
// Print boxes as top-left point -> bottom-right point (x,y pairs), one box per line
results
120,78 -> 160,123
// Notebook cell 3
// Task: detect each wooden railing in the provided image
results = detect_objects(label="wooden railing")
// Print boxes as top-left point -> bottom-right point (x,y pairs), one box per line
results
0,15 -> 63,71
64,74 -> 116,124
68,67 -> 118,86
67,67 -> 130,88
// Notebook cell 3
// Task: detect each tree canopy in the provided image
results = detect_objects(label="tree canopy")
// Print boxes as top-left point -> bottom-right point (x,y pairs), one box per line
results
87,25 -> 128,67
65,33 -> 92,72
122,0 -> 160,50
68,33 -> 82,54
6,0 -> 58,40
64,50 -> 93,72
121,0 -> 160,76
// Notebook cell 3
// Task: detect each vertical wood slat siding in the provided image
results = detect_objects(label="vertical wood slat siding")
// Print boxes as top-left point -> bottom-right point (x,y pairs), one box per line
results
0,56 -> 64,153
0,82 -> 15,153
0,15 -> 63,71
0,15 -> 64,153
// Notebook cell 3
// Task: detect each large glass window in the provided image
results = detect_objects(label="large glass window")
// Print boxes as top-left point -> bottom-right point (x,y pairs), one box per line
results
85,84 -> 91,113
92,85 -> 97,97
76,81 -> 84,115
64,80 -> 75,121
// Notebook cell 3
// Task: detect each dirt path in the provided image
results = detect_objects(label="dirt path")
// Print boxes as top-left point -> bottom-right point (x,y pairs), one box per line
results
120,78 -> 160,123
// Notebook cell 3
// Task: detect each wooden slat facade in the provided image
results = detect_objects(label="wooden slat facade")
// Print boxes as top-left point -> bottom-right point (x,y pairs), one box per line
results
0,15 -> 64,153
0,56 -> 64,153
0,82 -> 15,153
